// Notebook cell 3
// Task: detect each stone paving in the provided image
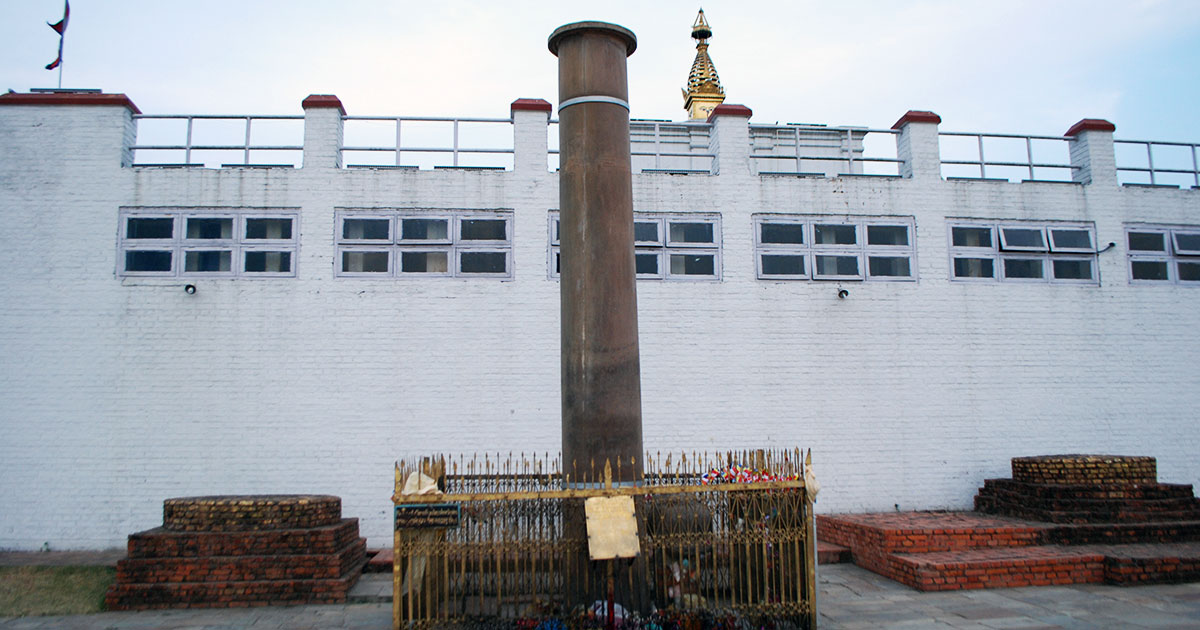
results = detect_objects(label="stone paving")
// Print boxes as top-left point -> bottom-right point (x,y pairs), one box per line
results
3,562 -> 1200,629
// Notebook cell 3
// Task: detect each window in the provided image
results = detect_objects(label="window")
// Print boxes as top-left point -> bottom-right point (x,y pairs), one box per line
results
1126,224 -> 1200,284
948,220 -> 1097,284
754,215 -> 916,281
336,209 -> 512,278
119,209 -> 297,277
549,212 -> 720,280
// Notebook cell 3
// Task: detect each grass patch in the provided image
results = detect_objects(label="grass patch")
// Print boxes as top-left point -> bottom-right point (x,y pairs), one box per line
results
0,566 -> 115,616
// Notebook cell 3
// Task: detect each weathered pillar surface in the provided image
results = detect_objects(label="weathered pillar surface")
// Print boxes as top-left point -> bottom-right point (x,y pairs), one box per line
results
549,22 -> 643,484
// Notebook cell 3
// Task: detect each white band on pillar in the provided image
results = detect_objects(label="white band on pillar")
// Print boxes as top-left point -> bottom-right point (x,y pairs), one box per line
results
558,95 -> 630,113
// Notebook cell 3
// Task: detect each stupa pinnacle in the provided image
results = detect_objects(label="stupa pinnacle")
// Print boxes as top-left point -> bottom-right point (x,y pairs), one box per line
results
682,8 -> 725,120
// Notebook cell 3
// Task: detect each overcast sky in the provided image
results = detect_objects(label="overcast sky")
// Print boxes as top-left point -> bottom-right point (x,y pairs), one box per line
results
2,0 -> 1199,141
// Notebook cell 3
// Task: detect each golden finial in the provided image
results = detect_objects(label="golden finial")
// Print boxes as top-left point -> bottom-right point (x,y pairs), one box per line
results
682,8 -> 725,120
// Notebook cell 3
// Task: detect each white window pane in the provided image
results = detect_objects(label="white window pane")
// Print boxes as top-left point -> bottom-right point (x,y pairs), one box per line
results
126,217 -> 173,239
1128,231 -> 1166,252
954,257 -> 994,278
815,254 -> 859,276
245,218 -> 293,240
1131,260 -> 1169,281
1000,227 -> 1046,251
813,224 -> 856,246
186,218 -> 233,240
761,254 -> 805,276
552,218 -> 561,245
1003,258 -> 1044,279
952,226 -> 992,248
1052,259 -> 1092,280
760,223 -> 804,244
1049,229 -> 1093,251
401,218 -> 449,241
668,222 -> 714,244
867,225 -> 909,246
460,219 -> 507,241
343,218 -> 390,240
400,251 -> 449,273
184,250 -> 232,272
669,253 -> 715,275
342,250 -> 389,273
1178,262 -> 1200,281
868,256 -> 911,277
634,221 -> 660,244
125,250 -> 172,272
244,251 -> 292,273
1174,232 -> 1200,255
460,251 -> 507,273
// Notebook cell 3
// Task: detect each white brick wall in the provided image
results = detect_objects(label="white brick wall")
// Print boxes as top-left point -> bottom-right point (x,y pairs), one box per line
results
1,98 -> 1198,550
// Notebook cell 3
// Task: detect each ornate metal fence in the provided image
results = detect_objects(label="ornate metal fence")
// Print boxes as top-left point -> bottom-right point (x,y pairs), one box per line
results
393,450 -> 816,630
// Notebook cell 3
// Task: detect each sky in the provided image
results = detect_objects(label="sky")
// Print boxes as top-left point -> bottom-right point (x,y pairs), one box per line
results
2,0 -> 1199,142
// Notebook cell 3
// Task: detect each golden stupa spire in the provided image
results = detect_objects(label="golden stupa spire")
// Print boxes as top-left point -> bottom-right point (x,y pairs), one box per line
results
682,8 -> 725,120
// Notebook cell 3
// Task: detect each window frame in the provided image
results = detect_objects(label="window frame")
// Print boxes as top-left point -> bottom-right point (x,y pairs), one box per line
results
1126,224 -> 1200,285
118,208 -> 298,279
948,219 -> 1098,285
335,209 -> 514,279
549,211 -> 721,281
753,215 -> 917,282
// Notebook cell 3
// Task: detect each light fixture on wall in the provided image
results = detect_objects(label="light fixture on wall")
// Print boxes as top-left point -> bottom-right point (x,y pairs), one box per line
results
837,289 -> 849,299
184,284 -> 197,295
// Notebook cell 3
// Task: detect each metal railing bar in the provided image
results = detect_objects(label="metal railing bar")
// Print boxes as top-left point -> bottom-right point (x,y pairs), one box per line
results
132,144 -> 303,151
343,115 -> 510,123
941,159 -> 1078,169
940,131 -> 1071,141
133,114 -> 304,120
341,146 -> 514,154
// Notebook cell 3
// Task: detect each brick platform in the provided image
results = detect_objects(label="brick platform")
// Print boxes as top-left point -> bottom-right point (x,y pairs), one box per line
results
819,455 -> 1200,591
106,495 -> 365,610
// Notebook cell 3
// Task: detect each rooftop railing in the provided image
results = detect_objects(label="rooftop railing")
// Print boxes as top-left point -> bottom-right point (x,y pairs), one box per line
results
1114,139 -> 1200,188
131,114 -> 304,168
341,116 -> 514,170
938,132 -> 1075,182
546,119 -> 717,173
749,125 -> 901,177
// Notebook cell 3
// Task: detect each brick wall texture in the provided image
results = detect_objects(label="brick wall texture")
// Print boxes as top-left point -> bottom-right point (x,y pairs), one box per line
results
1,100 -> 1198,550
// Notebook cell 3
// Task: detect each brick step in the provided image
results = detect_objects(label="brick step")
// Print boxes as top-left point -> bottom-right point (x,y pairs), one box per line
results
105,557 -> 366,610
1044,521 -> 1200,545
981,478 -> 1195,501
977,485 -> 1200,512
817,512 -> 1047,555
976,496 -> 1200,524
817,541 -> 851,564
890,545 -> 1104,591
116,538 -> 365,583
891,541 -> 1200,591
126,518 -> 361,558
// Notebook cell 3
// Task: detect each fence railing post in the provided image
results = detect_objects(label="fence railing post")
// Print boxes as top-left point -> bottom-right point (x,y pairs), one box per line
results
511,99 -> 552,174
1066,118 -> 1118,186
892,110 -> 942,179
707,104 -> 753,176
301,94 -> 345,169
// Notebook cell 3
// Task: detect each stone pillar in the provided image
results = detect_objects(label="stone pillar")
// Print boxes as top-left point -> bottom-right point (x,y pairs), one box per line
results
1065,118 -> 1118,186
301,94 -> 344,170
548,22 -> 643,485
892,110 -> 942,180
510,98 -> 552,174
707,103 -> 753,175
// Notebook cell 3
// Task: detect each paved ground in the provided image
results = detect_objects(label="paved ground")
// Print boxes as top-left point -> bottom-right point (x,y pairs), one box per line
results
3,557 -> 1200,629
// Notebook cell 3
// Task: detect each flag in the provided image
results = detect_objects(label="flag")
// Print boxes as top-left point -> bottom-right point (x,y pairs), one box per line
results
45,1 -> 69,71
48,1 -> 70,35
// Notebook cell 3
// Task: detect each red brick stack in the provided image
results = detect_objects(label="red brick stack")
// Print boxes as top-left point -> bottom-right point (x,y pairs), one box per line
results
818,455 -> 1200,591
105,495 -> 365,610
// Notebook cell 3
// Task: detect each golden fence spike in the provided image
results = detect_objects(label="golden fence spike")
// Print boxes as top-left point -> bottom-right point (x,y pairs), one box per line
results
603,459 -> 613,489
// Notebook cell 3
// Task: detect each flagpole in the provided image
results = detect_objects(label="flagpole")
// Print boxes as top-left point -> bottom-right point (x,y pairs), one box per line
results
57,40 -> 63,89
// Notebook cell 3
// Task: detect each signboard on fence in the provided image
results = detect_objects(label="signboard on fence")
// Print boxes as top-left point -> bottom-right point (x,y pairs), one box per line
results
395,503 -> 460,529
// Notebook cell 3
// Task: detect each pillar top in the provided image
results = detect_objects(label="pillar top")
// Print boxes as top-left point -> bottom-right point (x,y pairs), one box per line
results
891,110 -> 941,130
511,98 -> 552,115
301,94 -> 345,115
548,21 -> 637,57
0,91 -> 140,114
706,103 -> 752,123
1065,118 -> 1116,137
